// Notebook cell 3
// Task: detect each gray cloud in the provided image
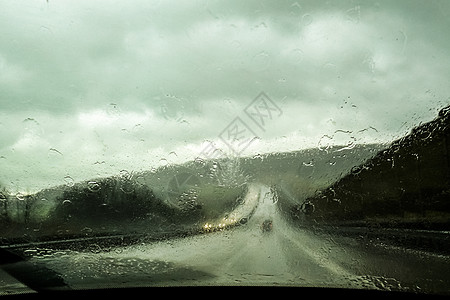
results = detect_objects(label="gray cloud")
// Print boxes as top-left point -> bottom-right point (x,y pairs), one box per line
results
0,0 -> 449,192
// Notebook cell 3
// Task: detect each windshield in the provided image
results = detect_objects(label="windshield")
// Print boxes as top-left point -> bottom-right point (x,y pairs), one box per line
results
1,0 -> 449,297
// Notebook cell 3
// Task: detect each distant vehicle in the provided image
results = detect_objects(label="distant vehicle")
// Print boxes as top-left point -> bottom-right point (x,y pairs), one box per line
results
261,219 -> 273,233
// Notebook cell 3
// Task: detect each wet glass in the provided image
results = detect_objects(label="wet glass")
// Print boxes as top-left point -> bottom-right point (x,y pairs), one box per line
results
0,0 -> 449,297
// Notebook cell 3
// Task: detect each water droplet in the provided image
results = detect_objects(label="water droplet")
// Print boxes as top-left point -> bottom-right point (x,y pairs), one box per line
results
135,175 -> 146,186
318,135 -> 333,151
89,244 -> 102,254
252,51 -> 271,71
0,192 -> 7,202
64,175 -> 75,187
119,170 -> 132,180
120,181 -> 135,194
62,199 -> 72,205
81,227 -> 93,234
345,5 -> 361,23
15,192 -> 25,201
301,201 -> 315,215
332,198 -> 341,204
49,147 -> 63,156
87,181 -> 101,192
301,14 -> 313,26
107,103 -> 121,116
194,157 -> 206,167
289,48 -> 304,64
159,158 -> 168,167
302,160 -> 314,167
22,118 -> 42,136
253,154 -> 263,160
272,192 -> 279,204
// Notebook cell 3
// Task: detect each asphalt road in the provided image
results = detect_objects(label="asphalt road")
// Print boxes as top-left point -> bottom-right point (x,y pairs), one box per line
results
2,184 -> 449,296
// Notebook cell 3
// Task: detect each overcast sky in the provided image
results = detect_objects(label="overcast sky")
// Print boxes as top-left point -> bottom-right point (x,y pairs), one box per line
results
1,0 -> 449,193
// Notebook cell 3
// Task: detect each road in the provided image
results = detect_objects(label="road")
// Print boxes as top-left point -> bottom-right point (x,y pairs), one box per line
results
2,184 -> 450,295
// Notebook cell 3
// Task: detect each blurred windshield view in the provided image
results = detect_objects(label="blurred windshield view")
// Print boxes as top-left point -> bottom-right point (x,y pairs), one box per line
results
0,0 -> 449,297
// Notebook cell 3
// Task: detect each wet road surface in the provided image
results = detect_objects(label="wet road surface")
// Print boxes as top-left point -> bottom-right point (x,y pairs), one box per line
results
2,184 -> 449,296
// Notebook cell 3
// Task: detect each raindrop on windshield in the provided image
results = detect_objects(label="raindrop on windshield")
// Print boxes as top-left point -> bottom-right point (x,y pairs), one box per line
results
81,227 -> 93,234
289,48 -> 304,64
318,135 -> 333,151
194,157 -> 206,167
252,51 -> 271,71
302,160 -> 314,167
345,5 -> 361,23
253,154 -> 264,161
64,175 -> 75,187
87,181 -> 101,192
22,117 -> 42,136
271,189 -> 279,204
168,151 -> 178,159
159,158 -> 169,167
48,147 -> 63,157
107,102 -> 121,117
119,169 -> 132,180
135,175 -> 146,186
301,13 -> 313,27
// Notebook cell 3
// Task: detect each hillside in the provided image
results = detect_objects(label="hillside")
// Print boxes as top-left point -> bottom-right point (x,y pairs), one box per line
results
286,106 -> 450,230
0,141 -> 383,244
0,159 -> 249,244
